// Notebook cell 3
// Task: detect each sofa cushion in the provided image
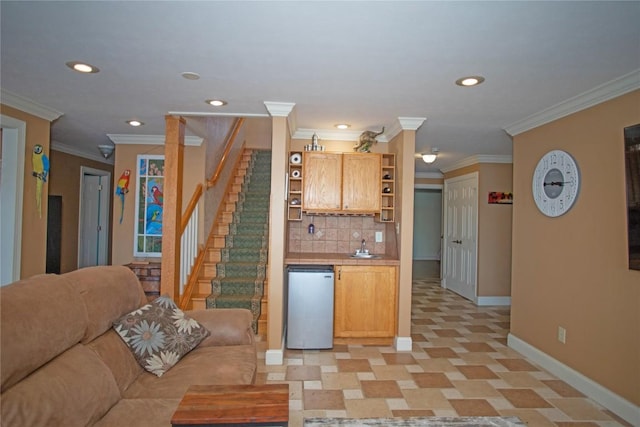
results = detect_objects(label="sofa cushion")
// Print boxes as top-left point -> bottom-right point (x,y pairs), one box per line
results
122,344 -> 257,399
0,274 -> 88,392
92,398 -> 181,427
87,329 -> 144,394
0,344 -> 121,427
188,308 -> 255,347
65,265 -> 147,343
113,295 -> 210,377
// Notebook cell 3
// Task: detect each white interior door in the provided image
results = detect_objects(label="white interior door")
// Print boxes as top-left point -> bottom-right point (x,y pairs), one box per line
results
442,172 -> 478,301
0,116 -> 25,285
78,168 -> 110,268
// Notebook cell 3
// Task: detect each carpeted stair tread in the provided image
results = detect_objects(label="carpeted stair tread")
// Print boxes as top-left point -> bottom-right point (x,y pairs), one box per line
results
207,150 -> 271,334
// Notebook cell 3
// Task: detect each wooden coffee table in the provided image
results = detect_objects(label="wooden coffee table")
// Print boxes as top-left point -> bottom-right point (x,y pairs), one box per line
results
171,384 -> 289,426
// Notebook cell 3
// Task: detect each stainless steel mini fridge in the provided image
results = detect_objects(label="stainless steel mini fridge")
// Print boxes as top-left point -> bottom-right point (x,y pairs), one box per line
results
286,265 -> 334,349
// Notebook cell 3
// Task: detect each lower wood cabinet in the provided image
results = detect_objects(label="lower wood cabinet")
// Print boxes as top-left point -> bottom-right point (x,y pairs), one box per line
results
334,265 -> 397,338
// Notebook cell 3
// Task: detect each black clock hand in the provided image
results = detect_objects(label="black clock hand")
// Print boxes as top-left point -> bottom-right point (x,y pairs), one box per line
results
544,181 -> 565,187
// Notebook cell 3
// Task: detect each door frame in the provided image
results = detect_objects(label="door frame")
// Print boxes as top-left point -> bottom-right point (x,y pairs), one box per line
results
0,115 -> 25,285
442,172 -> 479,301
413,183 -> 444,273
78,166 -> 111,268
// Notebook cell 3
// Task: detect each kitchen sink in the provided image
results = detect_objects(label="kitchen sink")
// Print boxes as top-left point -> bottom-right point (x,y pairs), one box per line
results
349,253 -> 379,259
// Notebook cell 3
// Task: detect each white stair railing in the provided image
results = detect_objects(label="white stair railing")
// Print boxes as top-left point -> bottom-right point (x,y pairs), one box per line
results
179,199 -> 199,296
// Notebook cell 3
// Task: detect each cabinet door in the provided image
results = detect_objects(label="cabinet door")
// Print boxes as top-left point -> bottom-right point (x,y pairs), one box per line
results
341,154 -> 381,212
303,152 -> 342,211
334,265 -> 397,338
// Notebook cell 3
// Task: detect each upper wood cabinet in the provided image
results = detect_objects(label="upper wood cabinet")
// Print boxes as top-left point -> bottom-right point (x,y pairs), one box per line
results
342,154 -> 381,212
303,152 -> 343,211
302,152 -> 381,214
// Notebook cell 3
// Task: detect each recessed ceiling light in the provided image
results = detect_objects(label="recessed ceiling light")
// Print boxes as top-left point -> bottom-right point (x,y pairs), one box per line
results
205,99 -> 227,107
335,124 -> 350,129
66,61 -> 100,73
127,120 -> 144,127
181,72 -> 200,80
455,76 -> 485,87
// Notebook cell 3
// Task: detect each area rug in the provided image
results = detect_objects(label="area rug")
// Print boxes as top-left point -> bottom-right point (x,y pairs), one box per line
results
304,417 -> 525,427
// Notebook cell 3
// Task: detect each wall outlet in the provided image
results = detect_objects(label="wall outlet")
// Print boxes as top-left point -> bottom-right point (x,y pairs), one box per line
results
375,231 -> 383,242
558,326 -> 567,344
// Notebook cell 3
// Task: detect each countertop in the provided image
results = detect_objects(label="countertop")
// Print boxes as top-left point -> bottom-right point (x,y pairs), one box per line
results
285,252 -> 399,266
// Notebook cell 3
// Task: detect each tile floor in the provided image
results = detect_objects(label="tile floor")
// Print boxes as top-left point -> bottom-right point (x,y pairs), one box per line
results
256,264 -> 630,427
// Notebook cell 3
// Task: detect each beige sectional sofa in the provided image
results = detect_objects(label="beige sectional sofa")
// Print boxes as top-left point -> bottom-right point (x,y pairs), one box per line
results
0,265 -> 257,426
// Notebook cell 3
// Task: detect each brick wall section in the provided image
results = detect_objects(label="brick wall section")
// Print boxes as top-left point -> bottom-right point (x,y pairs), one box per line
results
125,262 -> 161,302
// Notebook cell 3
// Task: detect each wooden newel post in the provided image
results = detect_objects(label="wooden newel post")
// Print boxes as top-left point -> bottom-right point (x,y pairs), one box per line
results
161,115 -> 185,302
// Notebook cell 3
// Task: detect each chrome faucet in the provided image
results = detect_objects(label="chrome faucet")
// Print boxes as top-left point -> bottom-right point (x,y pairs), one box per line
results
360,239 -> 366,253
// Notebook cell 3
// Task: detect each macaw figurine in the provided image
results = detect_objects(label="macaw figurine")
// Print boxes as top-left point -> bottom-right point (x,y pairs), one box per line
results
32,144 -> 50,218
115,169 -> 131,224
151,185 -> 163,206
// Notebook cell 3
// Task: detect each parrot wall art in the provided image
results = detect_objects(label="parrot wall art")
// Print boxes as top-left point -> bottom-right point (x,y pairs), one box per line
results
115,169 -> 131,224
32,144 -> 49,217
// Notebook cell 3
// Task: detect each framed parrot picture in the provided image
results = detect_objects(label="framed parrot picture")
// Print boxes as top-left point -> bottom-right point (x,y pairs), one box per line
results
134,155 -> 165,257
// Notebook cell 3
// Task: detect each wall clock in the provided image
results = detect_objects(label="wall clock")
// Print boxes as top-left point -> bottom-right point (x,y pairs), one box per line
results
532,149 -> 580,217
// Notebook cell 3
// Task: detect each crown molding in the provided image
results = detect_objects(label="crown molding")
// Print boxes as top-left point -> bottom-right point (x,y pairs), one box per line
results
287,107 -> 298,138
263,101 -> 295,117
415,171 -> 444,179
51,140 -> 114,165
107,134 -> 203,146
384,121 -> 403,142
398,117 -> 427,131
440,154 -> 513,173
0,89 -> 63,122
504,69 -> 640,136
380,117 -> 426,143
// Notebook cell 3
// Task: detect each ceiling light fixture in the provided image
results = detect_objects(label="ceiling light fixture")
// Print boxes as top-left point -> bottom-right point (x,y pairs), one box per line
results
335,124 -> 350,129
422,147 -> 439,164
127,120 -> 144,127
181,71 -> 200,80
66,61 -> 100,73
97,144 -> 115,159
205,99 -> 227,107
455,76 -> 485,87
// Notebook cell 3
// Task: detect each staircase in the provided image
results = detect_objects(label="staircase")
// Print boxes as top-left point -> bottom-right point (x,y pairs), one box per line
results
196,149 -> 271,335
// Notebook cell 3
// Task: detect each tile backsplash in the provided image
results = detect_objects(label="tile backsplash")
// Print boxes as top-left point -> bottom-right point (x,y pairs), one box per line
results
288,215 -> 388,255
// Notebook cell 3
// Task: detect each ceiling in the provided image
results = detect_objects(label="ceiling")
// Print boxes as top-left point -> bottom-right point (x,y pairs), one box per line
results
1,1 -> 639,174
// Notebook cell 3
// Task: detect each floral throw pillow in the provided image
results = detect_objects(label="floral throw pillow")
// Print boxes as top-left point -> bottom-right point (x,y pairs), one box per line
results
113,295 -> 210,377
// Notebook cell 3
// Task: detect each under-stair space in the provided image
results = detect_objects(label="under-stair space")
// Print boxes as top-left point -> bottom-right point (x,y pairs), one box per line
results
189,149 -> 271,338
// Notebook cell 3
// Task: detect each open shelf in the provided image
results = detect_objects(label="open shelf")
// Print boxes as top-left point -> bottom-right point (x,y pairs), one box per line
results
287,152 -> 303,221
378,153 -> 395,222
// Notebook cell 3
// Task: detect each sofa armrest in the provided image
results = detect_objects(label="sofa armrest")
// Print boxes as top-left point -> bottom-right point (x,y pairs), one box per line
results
187,309 -> 255,347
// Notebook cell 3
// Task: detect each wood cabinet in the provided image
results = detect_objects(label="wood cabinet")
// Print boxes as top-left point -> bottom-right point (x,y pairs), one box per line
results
334,265 -> 397,338
342,154 -> 381,212
302,152 -> 342,211
302,152 -> 381,214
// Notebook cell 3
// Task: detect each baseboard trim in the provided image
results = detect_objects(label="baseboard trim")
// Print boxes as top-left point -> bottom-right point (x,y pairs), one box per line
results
265,333 -> 285,365
476,296 -> 511,306
508,333 -> 639,426
395,336 -> 412,352
265,348 -> 284,365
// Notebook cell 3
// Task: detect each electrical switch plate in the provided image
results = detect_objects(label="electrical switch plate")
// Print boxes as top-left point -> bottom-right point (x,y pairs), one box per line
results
375,231 -> 383,242
558,326 -> 566,344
